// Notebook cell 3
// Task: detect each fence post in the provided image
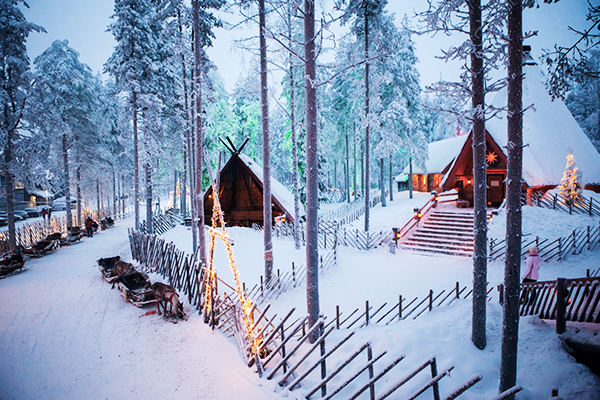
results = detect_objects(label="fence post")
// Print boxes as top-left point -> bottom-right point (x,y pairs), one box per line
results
292,262 -> 296,287
367,344 -> 375,400
553,194 -> 557,210
431,357 -> 440,400
556,278 -> 567,334
456,282 -> 460,299
590,197 -> 593,216
336,305 -> 340,329
429,289 -> 433,311
365,300 -> 369,326
399,295 -> 403,320
281,325 -> 287,374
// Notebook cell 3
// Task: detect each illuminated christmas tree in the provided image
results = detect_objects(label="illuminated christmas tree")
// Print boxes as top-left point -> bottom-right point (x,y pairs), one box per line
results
559,153 -> 583,205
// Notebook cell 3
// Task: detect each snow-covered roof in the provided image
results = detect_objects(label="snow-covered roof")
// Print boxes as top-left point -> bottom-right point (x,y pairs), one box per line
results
402,135 -> 468,175
486,64 -> 600,186
238,154 -> 305,218
26,188 -> 53,198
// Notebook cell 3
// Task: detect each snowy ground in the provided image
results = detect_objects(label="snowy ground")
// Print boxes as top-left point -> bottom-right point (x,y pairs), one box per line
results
1,191 -> 600,399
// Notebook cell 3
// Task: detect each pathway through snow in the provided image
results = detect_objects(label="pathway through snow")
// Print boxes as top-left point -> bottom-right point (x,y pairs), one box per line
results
0,218 -> 281,400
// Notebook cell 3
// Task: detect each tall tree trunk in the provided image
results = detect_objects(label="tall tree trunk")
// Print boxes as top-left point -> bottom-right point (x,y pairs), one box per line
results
193,0 -> 206,265
409,156 -> 413,199
353,124 -> 357,201
346,125 -> 350,203
97,179 -> 100,219
145,162 -> 153,234
4,125 -> 16,250
121,174 -> 125,215
259,0 -> 273,283
304,0 -> 320,343
380,158 -> 386,207
113,168 -> 116,216
500,0 -> 523,396
63,132 -> 72,229
132,89 -> 139,229
363,11 -> 370,232
389,156 -> 393,201
289,0 -> 301,250
182,151 -> 188,215
173,169 -> 178,210
117,173 -> 121,215
469,0 -> 488,351
76,157 -> 81,227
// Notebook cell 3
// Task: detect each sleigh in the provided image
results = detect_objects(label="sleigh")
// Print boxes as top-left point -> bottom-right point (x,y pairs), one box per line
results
24,236 -> 60,257
0,261 -> 25,279
100,217 -> 115,230
61,227 -> 82,246
97,256 -> 121,283
116,271 -> 157,307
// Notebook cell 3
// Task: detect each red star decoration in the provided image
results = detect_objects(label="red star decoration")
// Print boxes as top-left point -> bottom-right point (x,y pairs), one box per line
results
486,151 -> 498,165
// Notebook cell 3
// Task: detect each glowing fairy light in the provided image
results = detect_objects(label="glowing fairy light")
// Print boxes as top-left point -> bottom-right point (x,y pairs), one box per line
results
203,172 -> 262,361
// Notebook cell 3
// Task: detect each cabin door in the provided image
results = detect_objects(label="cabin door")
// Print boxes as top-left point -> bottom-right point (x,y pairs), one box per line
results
487,174 -> 504,207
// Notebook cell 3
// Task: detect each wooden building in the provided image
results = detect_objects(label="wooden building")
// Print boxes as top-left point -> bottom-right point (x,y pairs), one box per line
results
441,57 -> 600,205
203,152 -> 304,227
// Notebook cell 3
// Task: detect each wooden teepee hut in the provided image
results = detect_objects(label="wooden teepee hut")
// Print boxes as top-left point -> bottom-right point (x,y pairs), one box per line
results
203,139 -> 304,227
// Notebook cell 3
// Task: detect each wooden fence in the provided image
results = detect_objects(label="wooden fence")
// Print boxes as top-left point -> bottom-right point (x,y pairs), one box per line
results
129,229 -> 517,400
0,216 -> 68,254
267,220 -> 393,252
213,298 -> 484,400
329,282 -> 494,331
489,221 -> 600,262
128,229 -> 205,309
518,277 -> 600,323
139,208 -> 184,236
525,191 -> 600,217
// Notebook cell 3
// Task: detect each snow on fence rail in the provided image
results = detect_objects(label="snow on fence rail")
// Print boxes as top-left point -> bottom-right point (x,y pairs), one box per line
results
212,299 -> 483,400
328,282 -> 494,331
525,191 -> 600,217
262,220 -> 394,252
319,190 -> 388,226
489,221 -> 600,262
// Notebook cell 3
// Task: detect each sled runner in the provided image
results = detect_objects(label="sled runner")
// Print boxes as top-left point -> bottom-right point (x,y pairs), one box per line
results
97,256 -> 121,282
116,271 -> 157,307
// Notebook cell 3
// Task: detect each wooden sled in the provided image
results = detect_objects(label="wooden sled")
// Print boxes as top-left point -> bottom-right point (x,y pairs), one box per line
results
24,238 -> 59,258
61,227 -> 82,246
0,261 -> 25,279
97,256 -> 121,283
117,271 -> 157,307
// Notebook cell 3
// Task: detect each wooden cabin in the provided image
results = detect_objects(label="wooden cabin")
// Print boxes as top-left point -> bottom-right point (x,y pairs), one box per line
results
203,153 -> 304,227
441,57 -> 600,205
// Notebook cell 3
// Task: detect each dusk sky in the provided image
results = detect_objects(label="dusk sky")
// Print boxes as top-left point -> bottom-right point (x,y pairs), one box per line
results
21,0 -> 595,92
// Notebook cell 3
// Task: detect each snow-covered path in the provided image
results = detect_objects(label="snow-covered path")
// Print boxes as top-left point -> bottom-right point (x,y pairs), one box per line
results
0,219 -> 280,400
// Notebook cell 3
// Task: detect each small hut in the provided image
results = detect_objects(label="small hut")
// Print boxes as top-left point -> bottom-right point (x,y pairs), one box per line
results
204,146 -> 304,227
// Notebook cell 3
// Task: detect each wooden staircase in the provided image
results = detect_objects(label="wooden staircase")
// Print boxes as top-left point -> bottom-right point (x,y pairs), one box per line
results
401,209 -> 490,256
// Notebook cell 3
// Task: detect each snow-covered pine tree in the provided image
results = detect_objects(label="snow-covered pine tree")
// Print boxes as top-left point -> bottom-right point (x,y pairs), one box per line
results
27,40 -> 100,229
0,0 -> 44,249
559,153 -> 583,206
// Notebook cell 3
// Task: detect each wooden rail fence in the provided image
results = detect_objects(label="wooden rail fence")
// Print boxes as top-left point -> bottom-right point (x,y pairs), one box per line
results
139,208 -> 183,236
212,298 -> 483,400
489,221 -> 600,262
329,282 -> 494,331
525,191 -> 600,217
518,277 -> 600,324
128,229 -> 204,309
